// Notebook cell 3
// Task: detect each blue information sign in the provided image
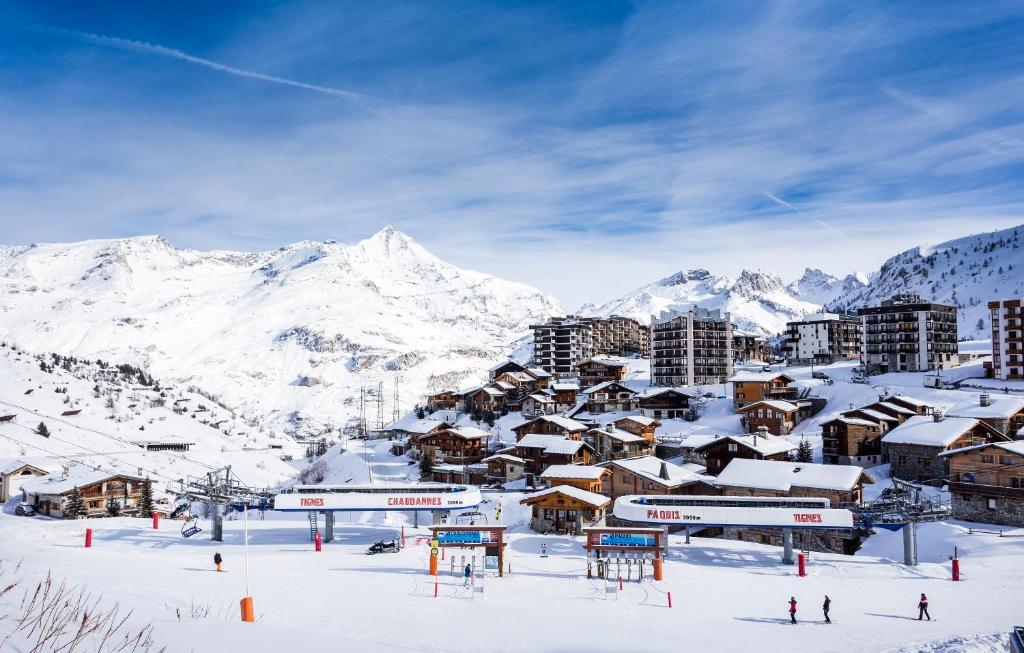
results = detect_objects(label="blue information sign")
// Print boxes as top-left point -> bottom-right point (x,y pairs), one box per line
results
599,533 -> 656,547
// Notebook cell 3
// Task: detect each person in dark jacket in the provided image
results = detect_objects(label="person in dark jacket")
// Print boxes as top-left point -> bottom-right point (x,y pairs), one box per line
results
214,552 -> 223,572
789,597 -> 798,624
918,593 -> 930,620
463,563 -> 472,587
823,595 -> 831,623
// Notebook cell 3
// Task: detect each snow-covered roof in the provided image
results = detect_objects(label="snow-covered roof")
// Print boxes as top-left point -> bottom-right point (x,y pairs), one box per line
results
728,372 -> 794,384
479,386 -> 504,396
882,415 -> 983,447
21,465 -> 145,496
847,408 -> 899,422
578,356 -> 627,368
386,414 -> 450,434
694,434 -> 797,456
716,459 -> 872,492
947,396 -> 1024,420
526,393 -> 554,403
526,367 -> 552,379
938,440 -> 1024,458
661,433 -> 720,450
0,457 -> 58,475
489,360 -> 525,373
513,415 -> 588,432
590,428 -> 646,443
602,456 -> 711,488
888,395 -> 932,409
552,382 -> 580,392
520,484 -> 610,508
540,465 -> 608,480
825,416 -> 878,427
440,426 -> 491,440
494,381 -> 516,390
873,401 -> 916,415
615,415 -> 658,427
737,400 -> 799,413
481,453 -> 525,464
583,381 -> 635,395
636,387 -> 694,400
516,435 -> 589,455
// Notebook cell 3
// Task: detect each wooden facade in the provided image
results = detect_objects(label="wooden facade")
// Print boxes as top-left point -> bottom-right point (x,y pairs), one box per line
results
696,435 -> 795,476
520,486 -> 610,534
512,416 -> 587,441
944,442 -> 1024,527
583,382 -> 636,414
418,428 -> 487,464
425,391 -> 459,412
730,373 -> 797,409
539,466 -> 609,493
26,474 -> 145,519
482,453 -> 526,484
737,400 -> 801,436
885,418 -> 1009,484
822,417 -> 886,466
513,437 -> 595,478
637,389 -> 693,419
576,359 -> 627,389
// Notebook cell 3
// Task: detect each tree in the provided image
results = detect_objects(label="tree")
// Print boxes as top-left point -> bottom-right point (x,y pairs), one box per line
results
976,318 -> 985,332
483,409 -> 496,427
137,480 -> 154,518
36,422 -> 50,438
64,487 -> 87,518
415,405 -> 426,419
105,497 -> 122,517
419,449 -> 435,480
794,439 -> 814,464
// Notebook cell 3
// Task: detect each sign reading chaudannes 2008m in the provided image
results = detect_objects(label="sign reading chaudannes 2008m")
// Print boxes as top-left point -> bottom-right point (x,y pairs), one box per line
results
613,496 -> 854,529
273,484 -> 483,512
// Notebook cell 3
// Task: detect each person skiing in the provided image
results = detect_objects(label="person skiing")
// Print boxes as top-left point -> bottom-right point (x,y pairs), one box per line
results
822,595 -> 831,624
214,551 -> 223,573
918,593 -> 930,621
789,596 -> 798,624
463,563 -> 472,588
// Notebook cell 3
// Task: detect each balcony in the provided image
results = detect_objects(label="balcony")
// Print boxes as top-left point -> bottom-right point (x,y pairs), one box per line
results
949,481 -> 1024,499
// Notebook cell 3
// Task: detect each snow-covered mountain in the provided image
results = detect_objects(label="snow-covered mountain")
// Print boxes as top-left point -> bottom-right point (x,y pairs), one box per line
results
829,225 -> 1023,339
786,268 -> 868,306
579,268 -> 823,336
0,227 -> 562,437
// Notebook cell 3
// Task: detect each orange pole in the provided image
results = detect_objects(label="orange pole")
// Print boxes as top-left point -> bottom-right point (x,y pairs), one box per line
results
653,558 -> 664,581
429,551 -> 438,576
240,596 -> 254,623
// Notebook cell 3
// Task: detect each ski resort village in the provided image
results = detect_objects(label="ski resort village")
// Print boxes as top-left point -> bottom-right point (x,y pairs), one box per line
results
0,224 -> 1021,652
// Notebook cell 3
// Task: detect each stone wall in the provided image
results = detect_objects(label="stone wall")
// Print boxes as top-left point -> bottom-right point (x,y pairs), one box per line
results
885,443 -> 947,484
951,493 -> 1024,528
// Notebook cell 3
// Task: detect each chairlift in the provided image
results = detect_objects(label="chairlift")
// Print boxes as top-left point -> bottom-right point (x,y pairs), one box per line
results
181,504 -> 203,538
455,511 -> 488,526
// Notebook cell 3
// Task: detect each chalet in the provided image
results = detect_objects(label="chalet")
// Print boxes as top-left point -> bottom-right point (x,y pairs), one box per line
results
636,388 -> 693,419
482,453 -> 526,484
520,485 -> 610,534
512,415 -> 589,441
0,458 -> 56,502
521,392 -> 557,417
884,395 -> 934,416
524,367 -> 553,390
550,382 -> 581,411
463,386 -> 506,412
865,401 -> 918,424
729,372 -> 797,410
384,416 -> 451,456
737,400 -> 802,436
425,390 -> 459,412
613,415 -> 661,439
694,432 -> 797,476
514,435 -> 595,479
576,357 -> 628,388
417,426 -> 491,464
600,456 -> 716,499
821,416 -> 885,466
589,424 -> 652,461
539,465 -> 609,493
488,360 -> 528,380
947,393 -> 1024,438
941,440 -> 1024,527
431,463 -> 487,485
654,433 -> 719,465
843,408 -> 901,432
21,466 -> 147,518
582,381 -> 636,413
715,459 -> 874,554
883,414 -> 1010,484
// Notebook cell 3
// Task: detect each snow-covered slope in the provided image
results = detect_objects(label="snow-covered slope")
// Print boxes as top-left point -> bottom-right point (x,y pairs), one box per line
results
830,225 -> 1023,338
579,268 -> 823,336
786,268 -> 868,306
0,228 -> 562,437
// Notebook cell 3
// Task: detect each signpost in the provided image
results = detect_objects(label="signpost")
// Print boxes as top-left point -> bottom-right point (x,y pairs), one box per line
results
584,528 -> 665,581
428,525 -> 507,578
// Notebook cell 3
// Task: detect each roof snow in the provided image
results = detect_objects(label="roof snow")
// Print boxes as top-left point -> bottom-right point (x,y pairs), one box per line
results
602,456 -> 710,488
481,453 -> 525,464
516,434 -> 589,455
728,372 -> 793,383
616,415 -> 658,427
540,465 -> 607,480
695,434 -> 797,456
580,356 -> 627,368
583,381 -> 635,395
520,484 -> 610,508
590,428 -> 646,443
825,416 -> 878,427
938,440 -> 1024,458
21,465 -> 145,496
882,415 -> 982,447
0,457 -> 58,475
441,426 -> 491,440
526,367 -> 552,378
636,387 -> 693,399
873,401 -> 916,415
552,382 -> 580,392
738,400 -> 799,413
386,415 -> 449,434
888,395 -> 932,408
947,396 -> 1024,420
847,408 -> 899,422
716,459 -> 872,492
514,415 -> 588,432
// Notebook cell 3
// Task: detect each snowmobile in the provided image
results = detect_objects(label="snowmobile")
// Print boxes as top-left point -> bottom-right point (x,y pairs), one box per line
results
366,538 -> 400,555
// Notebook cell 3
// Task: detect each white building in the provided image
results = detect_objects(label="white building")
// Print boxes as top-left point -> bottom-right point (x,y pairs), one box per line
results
989,299 -> 1023,380
783,313 -> 861,365
858,293 -> 958,374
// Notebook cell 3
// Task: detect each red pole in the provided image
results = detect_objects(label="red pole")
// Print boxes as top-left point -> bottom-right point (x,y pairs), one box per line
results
315,532 -> 322,552
84,528 -> 92,548
798,553 -> 806,577
618,575 -> 623,591
952,558 -> 960,581
441,547 -> 445,561
667,592 -> 672,609
401,525 -> 405,548
434,581 -> 438,598
152,512 -> 159,529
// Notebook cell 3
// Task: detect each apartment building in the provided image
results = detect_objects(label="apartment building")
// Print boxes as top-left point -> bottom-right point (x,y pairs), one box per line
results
783,313 -> 862,365
530,316 -> 594,378
650,308 -> 733,386
858,293 -> 958,374
989,299 -> 1023,380
579,315 -> 650,357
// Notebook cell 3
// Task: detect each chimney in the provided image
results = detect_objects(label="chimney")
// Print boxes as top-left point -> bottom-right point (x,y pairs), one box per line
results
755,425 -> 769,446
659,460 -> 671,480
933,411 -> 944,423
61,464 -> 69,480
980,393 -> 990,408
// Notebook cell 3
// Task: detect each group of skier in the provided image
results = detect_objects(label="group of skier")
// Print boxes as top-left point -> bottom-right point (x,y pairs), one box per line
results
787,593 -> 930,624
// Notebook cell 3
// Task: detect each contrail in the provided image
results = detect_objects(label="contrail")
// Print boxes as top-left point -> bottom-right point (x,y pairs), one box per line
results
761,190 -> 852,240
47,27 -> 370,105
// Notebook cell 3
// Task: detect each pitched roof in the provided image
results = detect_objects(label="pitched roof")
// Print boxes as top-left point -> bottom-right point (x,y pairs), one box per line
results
615,415 -> 658,427
947,395 -> 1024,420
552,382 -> 580,392
21,465 -> 145,496
693,434 -> 797,456
433,426 -> 491,440
519,484 -> 610,508
737,400 -> 800,413
577,356 -> 627,368
823,416 -> 879,427
887,395 -> 932,409
516,434 -> 590,455
938,440 -> 1024,458
882,415 -> 985,447
637,387 -> 694,400
540,465 -> 608,480
872,401 -> 916,416
494,381 -> 516,390
0,457 -> 58,476
845,408 -> 899,423
716,459 -> 872,492
590,428 -> 646,443
526,367 -> 553,379
481,453 -> 525,464
583,381 -> 636,395
513,415 -> 588,433
601,456 -> 711,488
385,415 -> 450,434
728,372 -> 794,384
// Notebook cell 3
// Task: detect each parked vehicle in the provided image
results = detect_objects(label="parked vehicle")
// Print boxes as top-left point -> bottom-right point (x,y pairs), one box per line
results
812,371 -> 829,380
367,538 -> 400,555
15,502 -> 35,516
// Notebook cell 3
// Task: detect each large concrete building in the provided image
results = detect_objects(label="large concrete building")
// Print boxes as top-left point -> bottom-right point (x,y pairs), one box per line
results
650,308 -> 733,386
989,299 -> 1023,381
784,313 -> 862,365
858,293 -> 958,374
530,316 -> 594,378
578,315 -> 650,357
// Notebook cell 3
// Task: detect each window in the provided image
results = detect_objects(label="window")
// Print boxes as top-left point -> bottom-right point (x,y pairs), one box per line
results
917,457 -> 928,466
999,455 -> 1014,465
898,456 -> 908,465
986,498 -> 997,510
981,454 -> 995,464
728,443 -> 738,452
1011,478 -> 1023,489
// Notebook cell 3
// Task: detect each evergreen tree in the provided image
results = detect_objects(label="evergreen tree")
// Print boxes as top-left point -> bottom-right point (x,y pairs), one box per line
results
105,497 -> 122,517
470,405 -> 483,423
415,405 -> 426,419
137,480 -> 154,518
36,421 -> 50,438
64,487 -> 87,518
483,409 -> 496,427
795,439 -> 814,463
419,449 -> 435,480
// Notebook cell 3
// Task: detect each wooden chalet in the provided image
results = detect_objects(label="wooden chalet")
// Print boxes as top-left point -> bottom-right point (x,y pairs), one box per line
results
464,386 -> 506,412
588,416 -> 660,461
539,464 -> 609,493
694,433 -> 797,476
576,357 -> 627,388
0,458 -> 56,502
737,400 -> 803,436
417,426 -> 491,464
482,452 -> 526,484
425,390 -> 460,412
882,414 -> 1010,484
942,440 -> 1024,527
947,393 -> 1024,438
582,381 -> 636,414
550,382 -> 580,410
512,415 -> 588,441
514,435 -> 595,480
729,372 -> 797,410
488,360 -> 528,380
600,456 -> 716,499
636,388 -> 693,419
21,466 -> 147,518
521,392 -> 557,417
821,415 -> 885,466
431,463 -> 487,485
520,485 -> 610,534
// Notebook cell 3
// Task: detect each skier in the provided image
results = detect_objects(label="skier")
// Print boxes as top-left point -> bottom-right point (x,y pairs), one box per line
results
463,563 -> 472,588
214,551 -> 223,573
822,595 -> 831,624
918,593 -> 930,621
789,596 -> 798,624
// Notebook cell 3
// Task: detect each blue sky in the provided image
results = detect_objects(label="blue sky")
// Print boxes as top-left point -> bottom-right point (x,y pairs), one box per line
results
2,1 -> 1024,307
